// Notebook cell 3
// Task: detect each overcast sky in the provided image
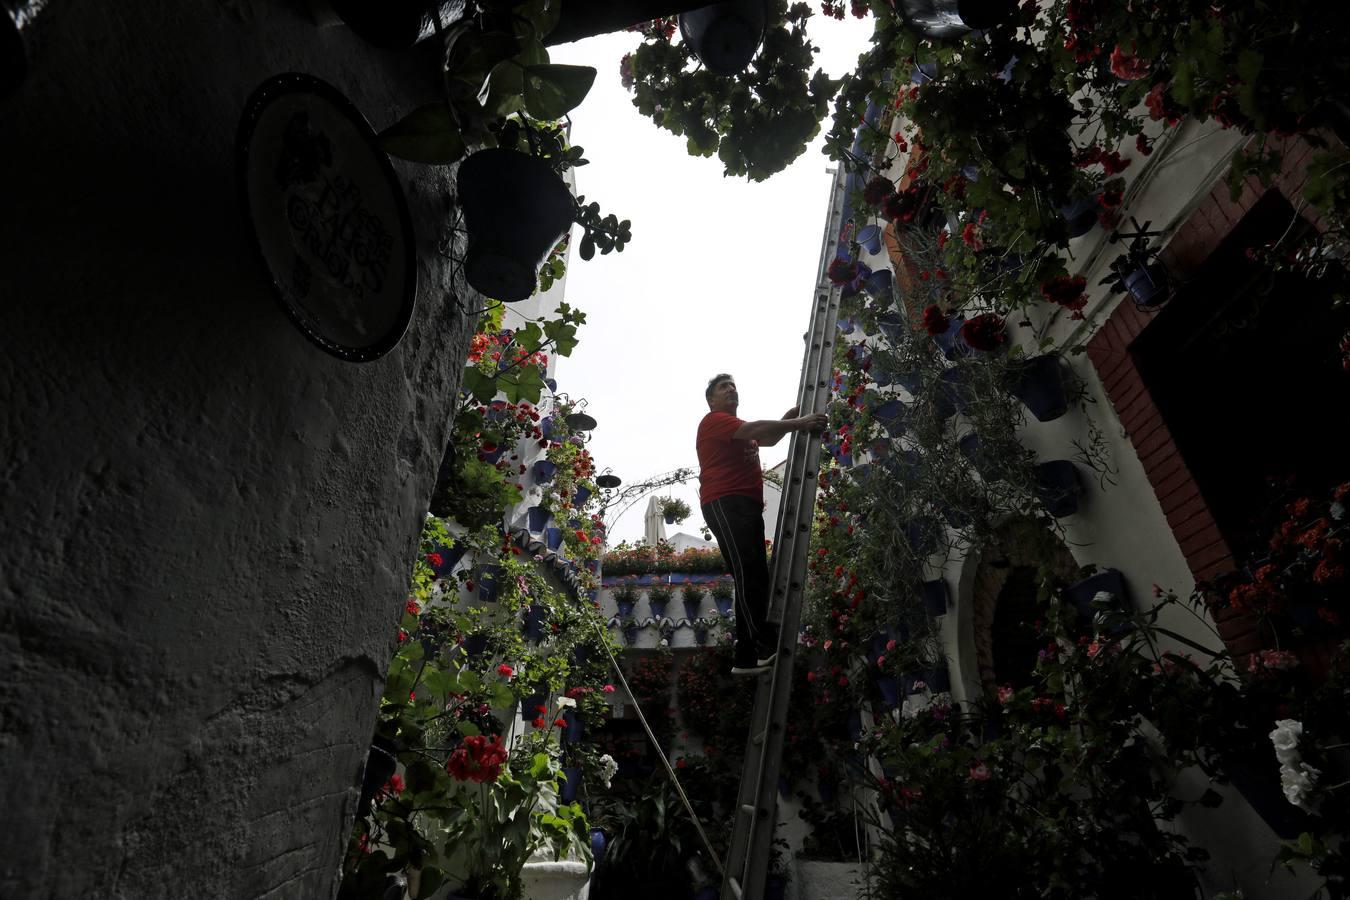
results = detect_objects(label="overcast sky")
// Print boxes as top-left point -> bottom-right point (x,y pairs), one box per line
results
548,16 -> 874,544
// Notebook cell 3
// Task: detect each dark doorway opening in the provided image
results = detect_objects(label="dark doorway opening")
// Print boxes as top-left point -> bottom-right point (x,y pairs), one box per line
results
990,565 -> 1044,689
1130,191 -> 1350,562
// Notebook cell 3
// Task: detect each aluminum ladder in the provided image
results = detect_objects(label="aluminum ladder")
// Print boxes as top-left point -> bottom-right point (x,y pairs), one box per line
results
720,281 -> 838,899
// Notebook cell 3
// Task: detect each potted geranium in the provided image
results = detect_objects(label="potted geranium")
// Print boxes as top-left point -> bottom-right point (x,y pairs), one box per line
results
658,496 -> 692,525
647,582 -> 675,619
681,582 -> 707,620
710,578 -> 735,616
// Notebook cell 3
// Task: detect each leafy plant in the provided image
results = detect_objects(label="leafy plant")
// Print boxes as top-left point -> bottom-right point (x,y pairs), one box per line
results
657,496 -> 691,524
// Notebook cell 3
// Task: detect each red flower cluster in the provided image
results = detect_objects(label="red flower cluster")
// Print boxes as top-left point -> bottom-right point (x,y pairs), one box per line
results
960,314 -> 1007,352
922,305 -> 950,336
1145,82 -> 1183,125
1108,45 -> 1150,80
446,734 -> 508,783
1039,275 -> 1088,316
827,257 -> 860,286
1073,144 -> 1131,175
425,552 -> 444,568
863,176 -> 896,208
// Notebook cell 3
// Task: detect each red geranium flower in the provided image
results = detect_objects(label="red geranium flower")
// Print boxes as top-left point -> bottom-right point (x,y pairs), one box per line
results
1040,275 -> 1088,312
446,734 -> 508,783
1109,45 -> 1150,80
863,176 -> 895,207
960,313 -> 1007,352
922,304 -> 950,336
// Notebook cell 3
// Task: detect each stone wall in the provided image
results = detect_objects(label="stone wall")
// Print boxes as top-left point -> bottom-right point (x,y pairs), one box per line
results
0,2 -> 476,896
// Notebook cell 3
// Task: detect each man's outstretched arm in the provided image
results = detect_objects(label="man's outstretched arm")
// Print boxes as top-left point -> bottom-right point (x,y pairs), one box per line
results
734,409 -> 828,447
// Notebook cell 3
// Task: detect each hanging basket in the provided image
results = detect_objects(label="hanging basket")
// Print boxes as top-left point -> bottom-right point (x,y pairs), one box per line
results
1033,460 -> 1083,518
457,148 -> 575,303
532,459 -> 557,485
1058,195 -> 1100,239
678,0 -> 767,75
1009,355 -> 1069,422
526,505 -> 551,533
856,224 -> 883,255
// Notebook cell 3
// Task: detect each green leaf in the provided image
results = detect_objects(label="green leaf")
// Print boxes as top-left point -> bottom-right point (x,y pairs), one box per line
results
523,64 -> 597,120
462,367 -> 498,405
456,720 -> 482,737
377,104 -> 466,164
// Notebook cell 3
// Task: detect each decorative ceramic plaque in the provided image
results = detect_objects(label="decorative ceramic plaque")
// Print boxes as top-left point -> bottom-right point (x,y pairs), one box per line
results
237,72 -> 416,362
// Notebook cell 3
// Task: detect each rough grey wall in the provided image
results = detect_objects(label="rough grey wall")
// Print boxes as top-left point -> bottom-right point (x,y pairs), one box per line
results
0,1 -> 475,896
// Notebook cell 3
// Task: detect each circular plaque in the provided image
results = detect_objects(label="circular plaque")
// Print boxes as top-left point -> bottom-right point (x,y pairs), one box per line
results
237,72 -> 417,362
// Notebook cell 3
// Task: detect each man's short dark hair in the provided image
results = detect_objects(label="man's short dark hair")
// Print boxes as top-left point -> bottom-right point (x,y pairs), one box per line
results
706,374 -> 733,400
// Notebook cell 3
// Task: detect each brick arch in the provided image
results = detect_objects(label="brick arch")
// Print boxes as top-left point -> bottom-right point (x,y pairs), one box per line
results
967,518 -> 1080,697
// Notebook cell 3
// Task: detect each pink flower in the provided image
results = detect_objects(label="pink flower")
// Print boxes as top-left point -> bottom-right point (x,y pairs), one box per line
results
997,685 -> 1014,704
1087,641 -> 1103,658
602,684 -> 616,694
885,639 -> 897,651
969,760 -> 991,781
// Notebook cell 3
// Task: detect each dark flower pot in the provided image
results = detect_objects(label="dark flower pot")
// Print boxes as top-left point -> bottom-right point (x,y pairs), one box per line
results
532,459 -> 557,484
430,543 -> 467,577
922,579 -> 948,616
457,148 -> 575,303
872,399 -> 907,436
694,625 -> 709,645
864,268 -> 894,300
357,735 -> 399,817
590,829 -> 608,866
955,0 -> 1016,29
678,0 -> 767,75
1058,195 -> 1100,238
523,603 -> 547,643
623,622 -> 639,645
540,415 -> 554,439
1123,260 -> 1172,309
876,310 -> 905,343
925,666 -> 951,692
856,224 -> 883,254
562,710 -> 584,743
617,598 -> 637,618
684,598 -> 703,619
1010,355 -> 1068,422
904,517 -> 941,557
560,766 -> 582,802
322,0 -> 457,49
1063,568 -> 1130,634
545,527 -> 563,551
523,687 -> 547,717
836,315 -> 858,335
649,598 -> 669,619
571,644 -> 591,667
715,595 -> 734,616
573,485 -> 592,506
526,505 -> 551,533
939,367 -> 973,415
932,315 -> 966,360
877,675 -> 901,708
664,512 -> 677,524
477,565 -> 501,603
1033,460 -> 1082,518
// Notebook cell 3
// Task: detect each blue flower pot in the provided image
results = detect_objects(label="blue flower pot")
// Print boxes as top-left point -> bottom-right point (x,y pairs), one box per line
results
877,675 -> 901,708
1059,195 -> 1100,238
532,459 -> 557,484
560,766 -> 582,802
480,446 -> 505,464
864,268 -> 894,300
922,579 -> 948,616
562,710 -> 583,743
684,598 -> 703,619
523,689 -> 547,717
850,463 -> 872,484
715,595 -> 734,616
540,415 -> 553,439
872,399 -> 907,436
932,316 -> 966,360
904,517 -> 941,557
1063,568 -> 1130,634
939,367 -> 973,415
523,603 -> 547,643
1034,460 -> 1082,518
876,311 -> 905,343
856,224 -> 883,254
590,829 -> 608,866
836,315 -> 857,335
526,505 -> 551,533
1010,355 -> 1068,422
616,598 -> 636,618
463,633 -> 489,657
911,59 -> 940,83
649,598 -> 669,619
1124,260 -> 1171,308
545,527 -> 563,551
572,644 -> 591,667
477,565 -> 501,603
430,543 -> 467,577
573,485 -> 592,507
846,710 -> 863,741
623,622 -> 639,645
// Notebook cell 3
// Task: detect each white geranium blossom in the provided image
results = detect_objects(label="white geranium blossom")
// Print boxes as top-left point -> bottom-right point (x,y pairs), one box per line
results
1279,761 -> 1321,810
598,753 -> 618,789
556,696 -> 577,710
1269,719 -> 1303,765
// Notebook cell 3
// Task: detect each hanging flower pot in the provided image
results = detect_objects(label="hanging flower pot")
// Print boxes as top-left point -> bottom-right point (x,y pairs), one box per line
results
835,315 -> 858,335
1058,195 -> 1100,238
356,735 -> 400,817
429,543 -> 467,576
856,224 -> 883,255
911,59 -> 941,84
932,315 -> 966,360
526,505 -> 551,533
457,148 -> 575,303
871,399 -> 907,436
544,527 -> 563,551
562,710 -> 584,743
571,643 -> 591,667
523,603 -> 547,643
590,829 -> 608,866
622,621 -> 639,645
684,597 -> 702,619
877,675 -> 901,708
617,598 -> 637,618
560,765 -> 582,802
922,579 -> 948,617
319,0 -> 458,49
954,0 -> 1017,29
864,268 -> 894,300
532,459 -> 557,485
1120,258 -> 1172,310
476,564 -> 501,603
1009,355 -> 1069,422
876,310 -> 905,343
1063,568 -> 1130,633
1033,460 -> 1083,518
539,415 -> 554,440
715,594 -> 734,616
649,596 -> 669,619
463,634 -> 489,657
904,516 -> 941,557
573,485 -> 592,507
678,0 -> 768,76
694,623 -> 710,645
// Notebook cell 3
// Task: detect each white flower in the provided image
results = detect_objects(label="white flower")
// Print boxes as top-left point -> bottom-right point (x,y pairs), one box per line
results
659,638 -> 670,648
598,753 -> 619,789
1269,719 -> 1303,765
1279,760 -> 1320,810
556,696 -> 577,710
1092,590 -> 1115,606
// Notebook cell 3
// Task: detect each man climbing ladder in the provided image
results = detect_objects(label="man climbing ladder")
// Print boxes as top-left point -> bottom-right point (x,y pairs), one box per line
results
695,373 -> 828,675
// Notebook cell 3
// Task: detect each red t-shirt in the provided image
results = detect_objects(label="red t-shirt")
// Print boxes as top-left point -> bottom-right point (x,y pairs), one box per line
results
697,411 -> 763,505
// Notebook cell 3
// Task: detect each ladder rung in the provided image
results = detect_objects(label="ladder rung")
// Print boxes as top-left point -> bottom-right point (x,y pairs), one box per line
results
728,877 -> 743,898
740,804 -> 757,816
